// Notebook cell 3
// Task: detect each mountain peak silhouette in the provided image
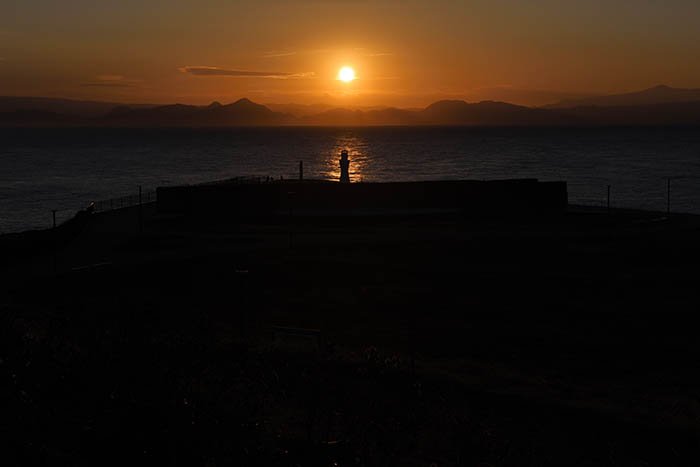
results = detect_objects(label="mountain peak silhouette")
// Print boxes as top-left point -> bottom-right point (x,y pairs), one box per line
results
231,98 -> 255,106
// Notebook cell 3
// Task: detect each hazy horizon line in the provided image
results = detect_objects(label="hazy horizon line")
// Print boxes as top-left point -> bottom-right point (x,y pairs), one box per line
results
2,83 -> 688,108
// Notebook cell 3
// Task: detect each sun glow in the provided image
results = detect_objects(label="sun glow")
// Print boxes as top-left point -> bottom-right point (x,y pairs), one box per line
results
337,66 -> 356,83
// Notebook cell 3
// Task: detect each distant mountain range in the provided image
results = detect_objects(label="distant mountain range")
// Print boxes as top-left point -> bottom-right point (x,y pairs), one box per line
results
102,98 -> 291,126
0,96 -> 157,117
545,85 -> 700,109
2,85 -> 700,127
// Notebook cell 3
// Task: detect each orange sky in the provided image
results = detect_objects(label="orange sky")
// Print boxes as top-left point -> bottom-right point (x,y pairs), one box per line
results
2,0 -> 700,107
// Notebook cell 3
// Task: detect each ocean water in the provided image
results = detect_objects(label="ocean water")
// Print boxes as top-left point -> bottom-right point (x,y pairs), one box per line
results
2,126 -> 700,233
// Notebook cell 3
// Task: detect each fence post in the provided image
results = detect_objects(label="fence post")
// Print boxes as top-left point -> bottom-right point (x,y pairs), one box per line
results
607,185 -> 611,214
138,185 -> 143,233
287,191 -> 295,249
299,160 -> 304,181
52,209 -> 57,274
667,178 -> 671,216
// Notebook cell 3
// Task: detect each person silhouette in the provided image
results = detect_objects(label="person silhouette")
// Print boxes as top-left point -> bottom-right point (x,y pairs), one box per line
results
339,150 -> 350,183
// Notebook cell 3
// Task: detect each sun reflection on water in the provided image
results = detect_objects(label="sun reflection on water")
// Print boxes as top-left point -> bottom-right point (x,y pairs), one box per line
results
323,134 -> 368,182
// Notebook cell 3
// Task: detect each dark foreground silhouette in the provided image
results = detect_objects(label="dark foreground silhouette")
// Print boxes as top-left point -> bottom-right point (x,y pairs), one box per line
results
1,181 -> 699,465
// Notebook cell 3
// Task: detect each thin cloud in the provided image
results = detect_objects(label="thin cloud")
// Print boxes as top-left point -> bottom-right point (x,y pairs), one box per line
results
82,82 -> 136,88
263,51 -> 297,58
469,84 -> 515,91
352,47 -> 393,57
81,75 -> 140,88
97,74 -> 125,81
180,66 -> 314,79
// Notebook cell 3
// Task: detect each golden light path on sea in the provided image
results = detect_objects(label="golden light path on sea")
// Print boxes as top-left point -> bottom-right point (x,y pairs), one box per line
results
323,134 -> 367,182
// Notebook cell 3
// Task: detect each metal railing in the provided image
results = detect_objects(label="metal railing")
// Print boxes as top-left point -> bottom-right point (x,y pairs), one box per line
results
89,176 -> 271,215
88,176 -> 272,215
36,174 -> 700,233
569,176 -> 700,216
92,189 -> 156,213
194,175 -> 282,187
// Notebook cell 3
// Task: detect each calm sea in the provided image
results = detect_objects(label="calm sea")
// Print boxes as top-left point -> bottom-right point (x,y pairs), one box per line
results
2,126 -> 700,233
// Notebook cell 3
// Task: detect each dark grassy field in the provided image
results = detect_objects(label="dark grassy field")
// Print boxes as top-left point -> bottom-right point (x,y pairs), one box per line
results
2,203 -> 700,465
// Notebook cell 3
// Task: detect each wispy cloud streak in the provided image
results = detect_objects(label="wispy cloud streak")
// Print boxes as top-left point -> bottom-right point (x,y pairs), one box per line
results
81,75 -> 139,88
263,51 -> 297,58
180,66 -> 314,79
352,48 -> 393,57
82,82 -> 136,88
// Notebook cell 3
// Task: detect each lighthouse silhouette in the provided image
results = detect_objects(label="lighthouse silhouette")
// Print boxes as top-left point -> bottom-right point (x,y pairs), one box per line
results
339,150 -> 350,183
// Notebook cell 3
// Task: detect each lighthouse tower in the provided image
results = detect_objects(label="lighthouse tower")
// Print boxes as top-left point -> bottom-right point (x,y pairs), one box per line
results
339,150 -> 350,183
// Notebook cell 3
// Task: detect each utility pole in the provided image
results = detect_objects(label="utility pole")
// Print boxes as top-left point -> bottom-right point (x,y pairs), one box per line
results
607,185 -> 611,214
299,160 -> 304,181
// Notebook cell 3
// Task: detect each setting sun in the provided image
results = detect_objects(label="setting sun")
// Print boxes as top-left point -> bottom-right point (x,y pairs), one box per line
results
337,66 -> 357,83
